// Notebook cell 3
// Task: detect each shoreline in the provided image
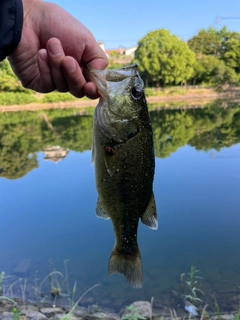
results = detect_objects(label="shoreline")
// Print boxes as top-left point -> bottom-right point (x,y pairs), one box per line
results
0,296 -> 239,320
0,91 -> 240,113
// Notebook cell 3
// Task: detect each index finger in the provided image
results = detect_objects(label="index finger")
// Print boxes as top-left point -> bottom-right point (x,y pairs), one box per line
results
82,36 -> 109,70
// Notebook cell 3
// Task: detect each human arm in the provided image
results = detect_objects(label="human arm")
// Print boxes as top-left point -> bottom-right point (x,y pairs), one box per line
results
1,0 -> 108,98
0,0 -> 23,61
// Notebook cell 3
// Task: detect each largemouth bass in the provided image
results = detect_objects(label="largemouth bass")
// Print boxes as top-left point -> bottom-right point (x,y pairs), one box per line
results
88,64 -> 157,288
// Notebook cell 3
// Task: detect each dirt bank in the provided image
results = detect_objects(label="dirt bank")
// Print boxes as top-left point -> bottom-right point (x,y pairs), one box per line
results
0,89 -> 240,113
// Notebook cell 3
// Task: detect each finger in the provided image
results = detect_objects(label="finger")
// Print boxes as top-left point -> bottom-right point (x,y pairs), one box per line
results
82,37 -> 109,70
61,56 -> 86,98
46,38 -> 69,92
37,49 -> 55,93
84,82 -> 100,100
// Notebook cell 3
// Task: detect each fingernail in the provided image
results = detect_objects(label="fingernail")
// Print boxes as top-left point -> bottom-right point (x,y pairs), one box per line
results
49,41 -> 63,56
38,49 -> 48,62
64,59 -> 77,73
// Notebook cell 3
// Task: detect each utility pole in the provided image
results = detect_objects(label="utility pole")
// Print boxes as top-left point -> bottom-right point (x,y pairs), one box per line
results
216,16 -> 240,29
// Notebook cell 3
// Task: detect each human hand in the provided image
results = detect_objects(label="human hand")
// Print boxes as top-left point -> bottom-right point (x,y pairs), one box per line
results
8,0 -> 108,99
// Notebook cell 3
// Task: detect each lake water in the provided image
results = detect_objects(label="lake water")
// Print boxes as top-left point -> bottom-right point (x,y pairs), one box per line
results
1,102 -> 240,313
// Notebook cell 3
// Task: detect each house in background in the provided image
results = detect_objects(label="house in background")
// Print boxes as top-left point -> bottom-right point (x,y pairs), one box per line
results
42,146 -> 69,163
98,42 -> 137,58
98,42 -> 105,52
104,45 -> 137,58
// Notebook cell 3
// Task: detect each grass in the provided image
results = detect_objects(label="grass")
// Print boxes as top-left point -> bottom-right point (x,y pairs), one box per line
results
144,86 -> 219,98
234,308 -> 240,320
0,91 -> 87,106
180,266 -> 204,304
1,264 -> 240,319
0,272 -> 5,294
0,262 -> 101,320
120,305 -> 146,320
1,85 -> 240,108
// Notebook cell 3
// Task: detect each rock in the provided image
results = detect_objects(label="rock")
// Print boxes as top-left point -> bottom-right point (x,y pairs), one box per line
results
220,315 -> 234,320
19,305 -> 38,314
84,312 -> 120,320
122,301 -> 152,319
72,307 -> 89,317
26,310 -> 48,320
54,314 -> 79,320
1,312 -> 14,320
212,315 -> 234,320
40,307 -> 63,317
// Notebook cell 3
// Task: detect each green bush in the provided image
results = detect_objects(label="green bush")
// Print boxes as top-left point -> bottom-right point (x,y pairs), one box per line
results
144,88 -> 157,97
0,92 -> 39,105
42,92 -> 78,103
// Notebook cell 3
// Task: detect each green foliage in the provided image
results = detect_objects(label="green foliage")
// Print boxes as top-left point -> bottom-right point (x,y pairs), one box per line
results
188,27 -> 240,85
188,27 -> 227,56
121,305 -> 146,320
0,60 -> 86,105
144,88 -> 159,97
1,103 -> 240,179
0,60 -> 28,92
0,92 -> 39,105
0,296 -> 17,305
152,102 -> 240,158
0,91 -> 81,106
1,27 -> 240,95
221,33 -> 240,74
182,266 -> 203,303
0,110 -> 93,179
42,92 -> 78,103
193,54 -> 238,85
12,307 -> 21,320
186,266 -> 202,291
233,308 -> 240,320
135,29 -> 196,86
214,299 -> 221,320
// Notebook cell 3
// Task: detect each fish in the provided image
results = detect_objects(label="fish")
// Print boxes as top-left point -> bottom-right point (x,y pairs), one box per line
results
88,64 -> 157,288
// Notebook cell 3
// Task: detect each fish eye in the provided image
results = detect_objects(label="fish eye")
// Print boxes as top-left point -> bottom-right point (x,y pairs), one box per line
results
131,86 -> 143,100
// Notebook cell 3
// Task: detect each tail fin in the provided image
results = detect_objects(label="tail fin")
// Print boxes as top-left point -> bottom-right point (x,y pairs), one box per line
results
108,247 -> 142,288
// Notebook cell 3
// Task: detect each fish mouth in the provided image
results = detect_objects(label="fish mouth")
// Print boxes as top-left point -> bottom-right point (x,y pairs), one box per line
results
87,64 -> 143,143
86,64 -> 141,100
104,64 -> 138,82
86,63 -> 138,83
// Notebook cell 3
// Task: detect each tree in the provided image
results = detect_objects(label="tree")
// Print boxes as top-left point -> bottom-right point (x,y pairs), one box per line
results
188,27 -> 240,85
134,29 -> 196,86
188,27 -> 227,57
192,54 -> 238,86
221,32 -> 240,74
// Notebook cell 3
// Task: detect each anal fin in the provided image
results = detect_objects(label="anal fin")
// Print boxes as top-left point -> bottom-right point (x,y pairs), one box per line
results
141,193 -> 158,230
96,198 -> 109,220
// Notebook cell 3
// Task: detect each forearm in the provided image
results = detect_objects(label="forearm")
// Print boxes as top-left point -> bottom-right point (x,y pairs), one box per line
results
0,0 -> 23,61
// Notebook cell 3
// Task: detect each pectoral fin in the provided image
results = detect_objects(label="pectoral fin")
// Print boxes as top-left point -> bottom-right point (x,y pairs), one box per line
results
141,193 -> 158,230
96,198 -> 109,220
103,145 -> 116,176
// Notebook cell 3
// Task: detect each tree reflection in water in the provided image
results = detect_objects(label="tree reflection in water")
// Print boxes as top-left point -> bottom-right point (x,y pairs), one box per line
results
1,102 -> 240,179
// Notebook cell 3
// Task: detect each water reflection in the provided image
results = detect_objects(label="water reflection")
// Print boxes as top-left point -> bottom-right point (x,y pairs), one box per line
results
1,102 -> 240,179
1,102 -> 240,312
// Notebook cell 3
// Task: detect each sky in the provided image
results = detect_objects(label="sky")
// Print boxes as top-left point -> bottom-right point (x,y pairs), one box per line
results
49,0 -> 240,50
